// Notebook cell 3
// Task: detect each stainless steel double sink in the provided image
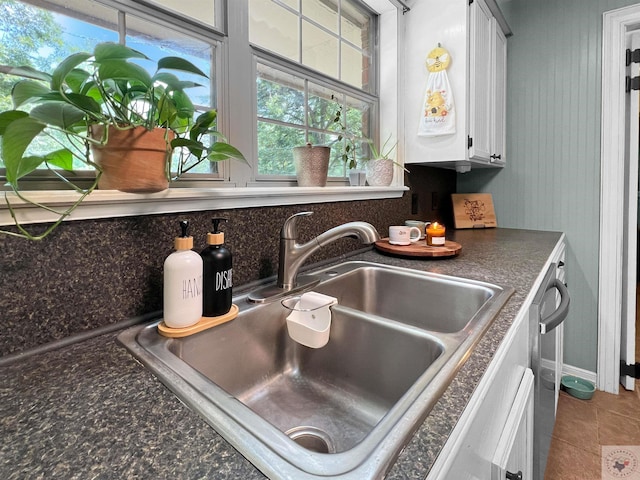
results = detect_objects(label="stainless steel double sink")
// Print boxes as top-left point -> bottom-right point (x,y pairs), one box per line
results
118,261 -> 513,479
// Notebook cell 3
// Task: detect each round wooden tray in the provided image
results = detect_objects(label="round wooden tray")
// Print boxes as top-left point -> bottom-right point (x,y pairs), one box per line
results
374,238 -> 461,258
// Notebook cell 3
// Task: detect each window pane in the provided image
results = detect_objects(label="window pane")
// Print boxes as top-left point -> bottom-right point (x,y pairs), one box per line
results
250,0 -> 374,92
279,0 -> 299,11
126,15 -> 218,176
141,0 -> 218,28
0,1 -> 219,179
342,41 -> 369,89
302,20 -> 338,78
249,0 -> 299,62
125,15 -> 213,108
303,0 -> 338,34
257,65 -> 305,125
0,0 -> 119,170
341,1 -> 370,49
307,83 -> 339,132
255,61 -> 374,177
257,121 -> 305,176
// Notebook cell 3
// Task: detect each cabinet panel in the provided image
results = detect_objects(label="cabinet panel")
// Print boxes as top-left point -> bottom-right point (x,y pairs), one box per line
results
403,0 -> 468,165
429,314 -> 529,479
469,0 -> 494,163
491,368 -> 534,480
491,24 -> 507,165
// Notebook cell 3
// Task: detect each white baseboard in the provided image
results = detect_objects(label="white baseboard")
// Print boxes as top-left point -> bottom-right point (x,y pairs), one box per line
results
562,363 -> 597,385
538,359 -> 597,386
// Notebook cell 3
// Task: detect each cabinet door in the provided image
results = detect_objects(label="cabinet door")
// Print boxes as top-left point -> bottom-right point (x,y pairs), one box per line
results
469,0 -> 493,163
428,317 -> 529,480
492,368 -> 534,480
491,23 -> 507,165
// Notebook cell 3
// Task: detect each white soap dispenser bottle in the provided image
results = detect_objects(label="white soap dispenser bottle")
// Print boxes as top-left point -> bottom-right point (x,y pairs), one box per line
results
163,220 -> 203,328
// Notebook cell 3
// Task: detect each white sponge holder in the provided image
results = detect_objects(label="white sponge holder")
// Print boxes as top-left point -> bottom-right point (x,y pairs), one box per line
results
281,292 -> 338,348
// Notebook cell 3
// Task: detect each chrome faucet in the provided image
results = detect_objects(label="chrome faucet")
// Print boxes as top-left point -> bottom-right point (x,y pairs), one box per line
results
248,211 -> 381,303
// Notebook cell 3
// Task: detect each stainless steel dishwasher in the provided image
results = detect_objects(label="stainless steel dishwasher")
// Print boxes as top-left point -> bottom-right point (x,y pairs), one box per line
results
530,262 -> 570,480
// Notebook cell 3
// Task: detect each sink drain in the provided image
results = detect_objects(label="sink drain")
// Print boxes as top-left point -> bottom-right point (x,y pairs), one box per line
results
285,426 -> 335,454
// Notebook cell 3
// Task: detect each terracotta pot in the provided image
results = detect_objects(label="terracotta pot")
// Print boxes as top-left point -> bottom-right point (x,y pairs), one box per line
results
90,125 -> 174,193
365,158 -> 394,186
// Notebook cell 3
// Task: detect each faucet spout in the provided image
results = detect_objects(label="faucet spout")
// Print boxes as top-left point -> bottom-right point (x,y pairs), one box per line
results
278,214 -> 381,290
315,221 -> 382,248
248,211 -> 381,303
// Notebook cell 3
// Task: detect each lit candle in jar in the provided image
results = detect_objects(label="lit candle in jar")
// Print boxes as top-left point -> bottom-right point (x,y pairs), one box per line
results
426,222 -> 446,246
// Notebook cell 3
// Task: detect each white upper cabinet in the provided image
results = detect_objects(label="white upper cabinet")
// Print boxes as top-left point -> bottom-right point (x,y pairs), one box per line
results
403,0 -> 509,171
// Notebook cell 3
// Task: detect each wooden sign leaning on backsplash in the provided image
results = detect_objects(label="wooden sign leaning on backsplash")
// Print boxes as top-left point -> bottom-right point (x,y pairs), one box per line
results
451,193 -> 498,229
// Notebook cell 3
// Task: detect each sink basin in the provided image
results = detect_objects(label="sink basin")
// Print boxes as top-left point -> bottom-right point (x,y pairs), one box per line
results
311,263 -> 497,333
118,261 -> 513,479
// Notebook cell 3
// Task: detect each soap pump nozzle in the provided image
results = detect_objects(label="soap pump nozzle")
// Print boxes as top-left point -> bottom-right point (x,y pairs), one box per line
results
208,218 -> 227,245
175,220 -> 194,250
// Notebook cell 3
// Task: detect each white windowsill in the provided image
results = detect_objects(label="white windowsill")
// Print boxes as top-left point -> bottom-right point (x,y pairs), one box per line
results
0,186 -> 408,226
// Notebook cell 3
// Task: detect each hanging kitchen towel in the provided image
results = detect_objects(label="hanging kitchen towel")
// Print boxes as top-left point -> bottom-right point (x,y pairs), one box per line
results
418,45 -> 456,137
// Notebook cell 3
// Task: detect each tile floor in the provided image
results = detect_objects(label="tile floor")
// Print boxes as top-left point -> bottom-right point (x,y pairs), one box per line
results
544,387 -> 640,479
545,287 -> 640,479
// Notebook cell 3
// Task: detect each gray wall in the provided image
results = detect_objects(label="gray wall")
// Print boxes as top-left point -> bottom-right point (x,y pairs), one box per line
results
459,0 -> 637,372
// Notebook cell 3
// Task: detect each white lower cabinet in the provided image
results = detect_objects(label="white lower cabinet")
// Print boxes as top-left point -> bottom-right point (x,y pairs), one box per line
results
427,312 -> 529,479
491,369 -> 534,480
427,237 -> 566,480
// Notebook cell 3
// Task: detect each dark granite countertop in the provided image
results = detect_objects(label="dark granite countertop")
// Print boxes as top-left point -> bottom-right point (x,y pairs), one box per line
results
1,228 -> 563,480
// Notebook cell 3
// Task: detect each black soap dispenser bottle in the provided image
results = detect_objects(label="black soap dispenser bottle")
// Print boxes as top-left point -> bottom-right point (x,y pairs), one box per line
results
201,218 -> 233,317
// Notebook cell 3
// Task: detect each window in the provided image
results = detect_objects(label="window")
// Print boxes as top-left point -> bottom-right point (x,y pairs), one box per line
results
249,0 -> 378,180
256,60 -> 374,178
0,0 -> 404,229
0,0 -> 223,182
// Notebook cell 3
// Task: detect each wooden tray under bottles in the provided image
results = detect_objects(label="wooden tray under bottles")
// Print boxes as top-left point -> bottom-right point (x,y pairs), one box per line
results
157,304 -> 239,338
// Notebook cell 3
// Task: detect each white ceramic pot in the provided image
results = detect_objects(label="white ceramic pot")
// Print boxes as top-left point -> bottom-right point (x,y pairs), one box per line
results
365,158 -> 394,186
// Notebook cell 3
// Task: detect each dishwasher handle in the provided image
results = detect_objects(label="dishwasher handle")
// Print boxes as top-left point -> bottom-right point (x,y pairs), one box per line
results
540,278 -> 570,334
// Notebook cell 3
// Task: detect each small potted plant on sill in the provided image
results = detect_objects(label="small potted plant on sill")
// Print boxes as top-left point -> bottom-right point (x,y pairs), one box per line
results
331,98 -> 366,186
362,134 -> 408,187
0,42 -> 246,240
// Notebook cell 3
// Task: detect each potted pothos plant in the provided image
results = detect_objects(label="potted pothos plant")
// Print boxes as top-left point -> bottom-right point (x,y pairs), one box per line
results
0,42 -> 246,240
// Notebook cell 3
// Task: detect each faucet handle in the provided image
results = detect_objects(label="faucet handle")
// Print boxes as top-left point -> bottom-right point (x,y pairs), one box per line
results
282,211 -> 313,239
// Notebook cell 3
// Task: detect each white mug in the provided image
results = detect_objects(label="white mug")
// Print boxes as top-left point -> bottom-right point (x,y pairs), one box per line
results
389,226 -> 421,245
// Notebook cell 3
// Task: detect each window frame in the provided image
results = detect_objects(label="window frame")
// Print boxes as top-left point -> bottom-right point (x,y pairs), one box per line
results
252,49 -> 380,183
0,0 -> 406,229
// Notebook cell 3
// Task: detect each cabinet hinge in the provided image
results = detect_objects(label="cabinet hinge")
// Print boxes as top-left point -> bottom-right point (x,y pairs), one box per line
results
626,76 -> 640,93
627,48 -> 640,66
620,360 -> 640,378
467,136 -> 473,149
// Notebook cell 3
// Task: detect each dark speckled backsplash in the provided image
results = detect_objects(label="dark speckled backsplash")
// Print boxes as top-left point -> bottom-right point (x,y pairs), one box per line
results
0,166 -> 454,357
